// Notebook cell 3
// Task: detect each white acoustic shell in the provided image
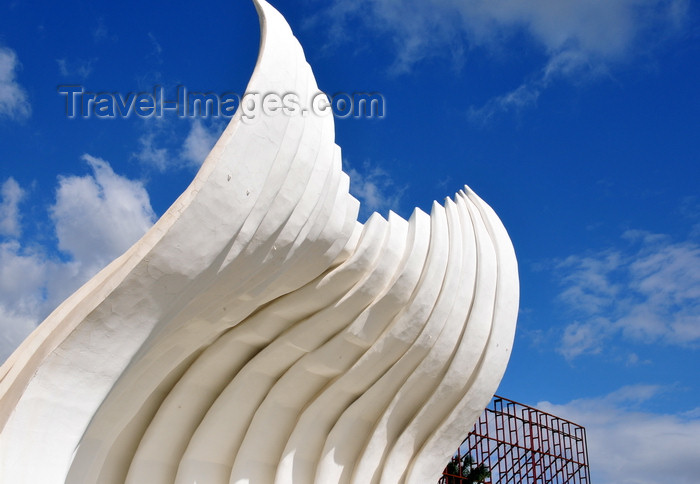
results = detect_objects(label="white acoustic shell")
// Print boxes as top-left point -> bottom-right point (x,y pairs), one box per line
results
0,1 -> 519,483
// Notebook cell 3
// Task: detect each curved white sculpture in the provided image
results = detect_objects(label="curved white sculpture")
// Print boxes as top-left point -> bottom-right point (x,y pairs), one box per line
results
0,1 -> 519,483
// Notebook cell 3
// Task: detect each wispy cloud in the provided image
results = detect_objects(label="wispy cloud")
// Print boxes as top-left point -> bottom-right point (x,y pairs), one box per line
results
469,49 -> 599,122
555,230 -> 700,359
0,46 -> 31,120
345,159 -> 406,221
56,58 -> 95,79
468,81 -> 543,123
134,126 -> 170,171
147,32 -> 164,64
180,119 -> 224,167
92,18 -> 115,43
538,385 -> 700,484
0,158 -> 156,362
318,0 -> 688,117
133,118 -> 225,171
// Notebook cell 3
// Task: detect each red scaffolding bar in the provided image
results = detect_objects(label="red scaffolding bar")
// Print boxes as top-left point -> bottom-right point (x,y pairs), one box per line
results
439,395 -> 591,484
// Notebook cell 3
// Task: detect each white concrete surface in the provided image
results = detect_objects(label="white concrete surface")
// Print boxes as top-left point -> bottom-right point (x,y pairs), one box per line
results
0,1 -> 519,483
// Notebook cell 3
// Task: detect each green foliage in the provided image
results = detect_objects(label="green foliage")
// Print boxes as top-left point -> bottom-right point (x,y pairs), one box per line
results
445,453 -> 491,484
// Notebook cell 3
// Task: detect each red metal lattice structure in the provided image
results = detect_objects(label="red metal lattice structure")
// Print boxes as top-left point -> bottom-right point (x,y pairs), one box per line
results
440,395 -> 591,484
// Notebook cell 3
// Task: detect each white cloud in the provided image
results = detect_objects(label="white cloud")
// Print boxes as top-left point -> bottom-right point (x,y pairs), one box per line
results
328,0 -> 687,64
538,386 -> 700,484
0,178 -> 25,237
345,160 -> 405,220
319,0 -> 688,116
51,154 -> 156,273
0,241 -> 47,313
180,119 -> 222,167
0,158 -> 156,362
0,304 -> 42,363
0,240 -> 49,360
555,231 -> 700,359
0,46 -> 31,120
560,317 -> 613,359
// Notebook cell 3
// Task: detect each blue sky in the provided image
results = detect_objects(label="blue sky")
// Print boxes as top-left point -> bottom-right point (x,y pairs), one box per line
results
1,0 -> 698,482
